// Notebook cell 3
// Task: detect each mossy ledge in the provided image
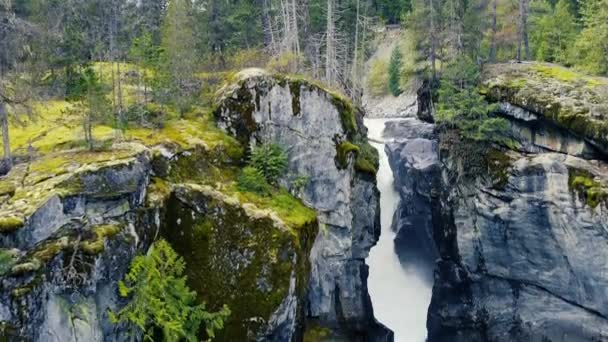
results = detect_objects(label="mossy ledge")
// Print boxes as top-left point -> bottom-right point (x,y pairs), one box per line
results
481,62 -> 608,153
568,167 -> 608,209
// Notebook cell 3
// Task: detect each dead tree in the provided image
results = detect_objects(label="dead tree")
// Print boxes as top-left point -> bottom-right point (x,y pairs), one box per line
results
517,0 -> 530,61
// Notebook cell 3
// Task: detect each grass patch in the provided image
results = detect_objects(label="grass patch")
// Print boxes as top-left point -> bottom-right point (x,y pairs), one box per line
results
533,64 -> 608,87
229,183 -> 317,229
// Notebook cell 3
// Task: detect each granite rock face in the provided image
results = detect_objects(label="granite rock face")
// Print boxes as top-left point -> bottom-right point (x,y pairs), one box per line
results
385,120 -> 440,282
385,65 -> 608,341
215,70 -> 391,339
428,147 -> 608,342
0,146 -> 155,341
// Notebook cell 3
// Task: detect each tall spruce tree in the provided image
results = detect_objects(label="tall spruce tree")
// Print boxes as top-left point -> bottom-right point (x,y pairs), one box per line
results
388,47 -> 403,96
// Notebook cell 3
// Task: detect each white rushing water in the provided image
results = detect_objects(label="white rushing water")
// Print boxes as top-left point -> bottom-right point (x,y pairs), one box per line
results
364,118 -> 433,342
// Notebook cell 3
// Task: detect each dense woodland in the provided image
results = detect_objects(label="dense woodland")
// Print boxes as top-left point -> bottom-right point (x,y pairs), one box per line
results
0,0 -> 605,218
1,0 -> 606,158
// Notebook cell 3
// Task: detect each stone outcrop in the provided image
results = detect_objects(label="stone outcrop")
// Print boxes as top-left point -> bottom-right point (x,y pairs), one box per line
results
0,144 -> 155,341
482,62 -> 608,154
215,69 -> 391,340
384,119 -> 439,282
385,63 -> 608,341
1,69 -> 386,341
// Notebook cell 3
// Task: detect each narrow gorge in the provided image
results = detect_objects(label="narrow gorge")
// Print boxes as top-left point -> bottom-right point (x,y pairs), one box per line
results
373,62 -> 608,342
1,62 -> 608,342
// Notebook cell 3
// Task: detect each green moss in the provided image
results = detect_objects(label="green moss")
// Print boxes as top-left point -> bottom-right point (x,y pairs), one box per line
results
0,181 -> 16,198
0,217 -> 24,233
335,141 -> 360,170
568,167 -> 608,209
10,259 -> 41,276
81,224 -> 122,255
229,184 -> 317,230
11,286 -> 33,298
32,237 -> 69,263
289,79 -> 302,116
330,96 -> 357,138
0,249 -> 17,276
335,140 -> 379,175
146,177 -> 172,207
303,324 -> 332,342
355,140 -> 380,175
533,64 -> 581,83
162,187 -> 317,340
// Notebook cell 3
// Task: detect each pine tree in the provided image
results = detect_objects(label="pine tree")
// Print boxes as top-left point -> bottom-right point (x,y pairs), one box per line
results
573,0 -> 608,75
531,0 -> 578,64
388,47 -> 403,96
110,239 -> 230,342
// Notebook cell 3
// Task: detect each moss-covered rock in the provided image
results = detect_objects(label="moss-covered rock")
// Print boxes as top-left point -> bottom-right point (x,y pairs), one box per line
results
568,167 -> 608,209
482,63 -> 608,153
214,69 -> 378,176
0,217 -> 24,233
162,184 -> 317,341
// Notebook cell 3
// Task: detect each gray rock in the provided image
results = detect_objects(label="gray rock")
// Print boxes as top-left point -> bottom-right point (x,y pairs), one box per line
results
386,107 -> 608,340
427,150 -> 608,341
215,72 -> 388,338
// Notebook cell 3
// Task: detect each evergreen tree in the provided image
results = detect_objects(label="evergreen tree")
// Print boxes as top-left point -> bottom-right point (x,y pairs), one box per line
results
388,47 -> 403,96
573,0 -> 608,75
435,56 -> 506,142
110,239 -> 230,342
531,0 -> 578,64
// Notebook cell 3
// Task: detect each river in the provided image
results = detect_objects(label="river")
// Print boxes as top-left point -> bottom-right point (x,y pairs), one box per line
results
364,118 -> 433,342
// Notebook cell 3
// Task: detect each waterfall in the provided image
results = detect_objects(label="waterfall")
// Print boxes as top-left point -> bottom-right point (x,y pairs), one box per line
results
365,118 -> 433,342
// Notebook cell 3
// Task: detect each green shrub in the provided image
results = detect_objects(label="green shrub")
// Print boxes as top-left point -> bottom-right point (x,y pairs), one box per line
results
250,143 -> 288,184
368,60 -> 389,97
110,239 -> 230,342
124,103 -> 167,128
237,166 -> 272,196
290,174 -> 310,196
266,52 -> 304,74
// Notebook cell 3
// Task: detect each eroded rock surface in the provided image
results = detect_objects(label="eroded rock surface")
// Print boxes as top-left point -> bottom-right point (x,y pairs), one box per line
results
215,70 -> 391,340
385,63 -> 608,341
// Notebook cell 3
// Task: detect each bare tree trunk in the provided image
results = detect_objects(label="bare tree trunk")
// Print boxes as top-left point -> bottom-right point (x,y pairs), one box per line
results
490,0 -> 497,62
261,0 -> 275,49
430,0 -> 437,80
517,0 -> 529,61
0,101 -> 11,169
116,61 -> 124,128
325,0 -> 335,85
351,0 -> 360,88
290,0 -> 300,56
